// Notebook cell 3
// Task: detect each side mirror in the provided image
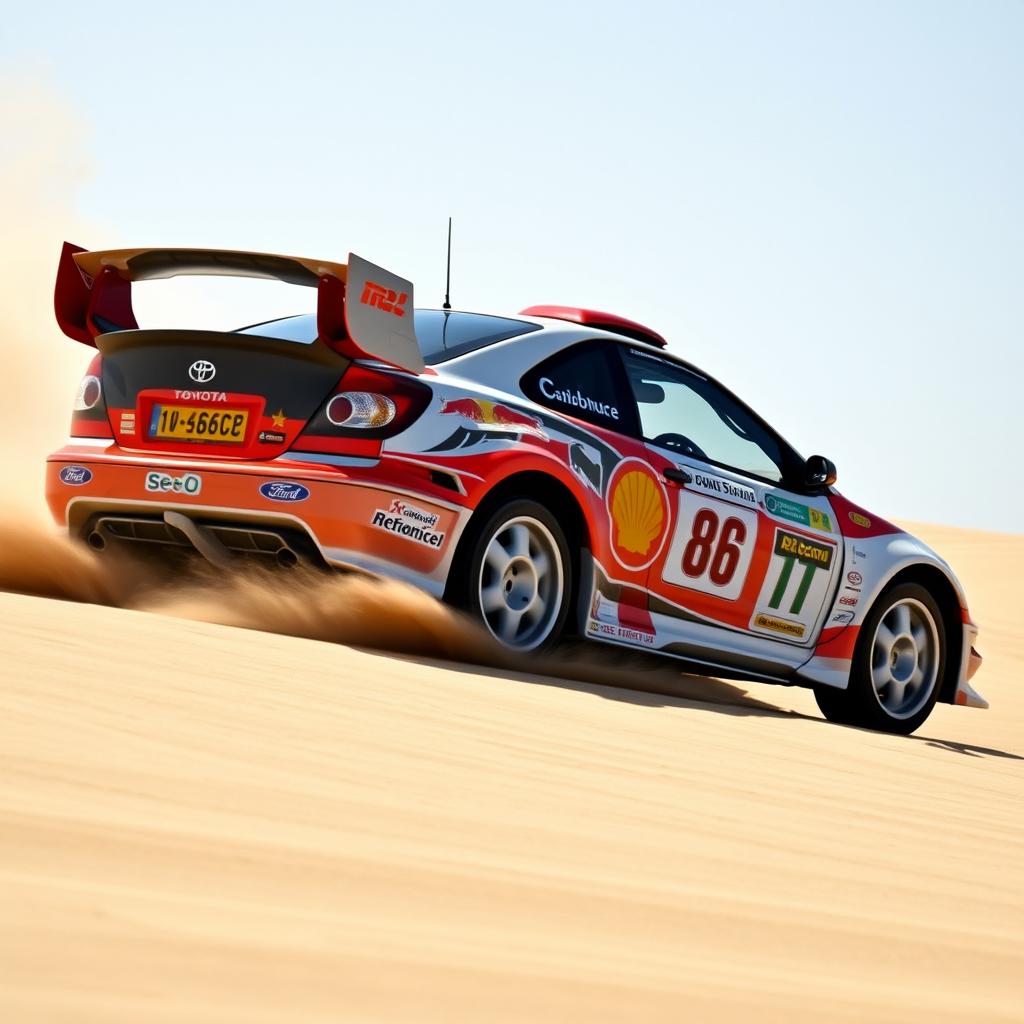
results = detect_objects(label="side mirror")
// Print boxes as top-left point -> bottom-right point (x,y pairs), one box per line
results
804,454 -> 837,489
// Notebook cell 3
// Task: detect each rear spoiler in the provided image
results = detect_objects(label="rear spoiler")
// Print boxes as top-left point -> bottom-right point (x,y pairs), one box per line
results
54,242 -> 425,373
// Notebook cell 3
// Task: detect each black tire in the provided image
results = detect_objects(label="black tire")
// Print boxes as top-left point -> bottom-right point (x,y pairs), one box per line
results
814,582 -> 946,735
451,498 -> 573,653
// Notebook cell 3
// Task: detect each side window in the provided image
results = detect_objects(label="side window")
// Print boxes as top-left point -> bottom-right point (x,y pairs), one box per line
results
621,349 -> 792,484
522,342 -> 638,434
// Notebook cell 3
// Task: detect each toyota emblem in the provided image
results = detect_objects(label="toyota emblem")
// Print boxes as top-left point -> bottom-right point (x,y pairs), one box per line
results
188,360 -> 216,383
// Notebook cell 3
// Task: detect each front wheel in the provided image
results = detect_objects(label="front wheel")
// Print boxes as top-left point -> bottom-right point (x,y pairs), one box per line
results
456,499 -> 572,653
814,582 -> 946,735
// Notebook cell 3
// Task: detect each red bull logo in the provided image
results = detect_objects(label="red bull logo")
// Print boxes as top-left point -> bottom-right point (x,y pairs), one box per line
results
440,397 -> 546,437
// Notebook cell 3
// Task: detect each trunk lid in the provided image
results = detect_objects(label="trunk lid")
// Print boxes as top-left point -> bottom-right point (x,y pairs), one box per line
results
97,329 -> 349,459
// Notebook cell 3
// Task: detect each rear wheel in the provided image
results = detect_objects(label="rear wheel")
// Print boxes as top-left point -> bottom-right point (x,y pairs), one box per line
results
814,582 -> 945,735
457,499 -> 572,653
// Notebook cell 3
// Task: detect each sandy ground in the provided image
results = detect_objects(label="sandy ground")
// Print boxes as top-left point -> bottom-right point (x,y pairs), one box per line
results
2,79 -> 1019,1022
0,521 -> 1021,1023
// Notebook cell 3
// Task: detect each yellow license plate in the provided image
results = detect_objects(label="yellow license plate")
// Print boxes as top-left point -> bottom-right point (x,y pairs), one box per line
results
150,404 -> 249,443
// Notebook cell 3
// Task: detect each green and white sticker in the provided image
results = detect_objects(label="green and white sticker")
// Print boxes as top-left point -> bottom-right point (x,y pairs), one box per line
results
764,494 -> 833,533
749,528 -> 839,643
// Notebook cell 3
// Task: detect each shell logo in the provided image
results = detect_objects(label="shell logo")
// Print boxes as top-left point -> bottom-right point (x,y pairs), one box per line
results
606,459 -> 669,571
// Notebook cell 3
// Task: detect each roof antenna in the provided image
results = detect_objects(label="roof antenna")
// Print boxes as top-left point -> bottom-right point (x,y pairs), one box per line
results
443,216 -> 452,311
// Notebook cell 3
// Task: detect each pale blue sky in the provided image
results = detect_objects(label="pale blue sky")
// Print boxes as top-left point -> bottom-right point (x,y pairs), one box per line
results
5,1 -> 1023,530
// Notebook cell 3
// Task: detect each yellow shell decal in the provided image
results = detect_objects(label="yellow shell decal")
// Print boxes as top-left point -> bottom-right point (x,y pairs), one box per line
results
607,460 -> 669,570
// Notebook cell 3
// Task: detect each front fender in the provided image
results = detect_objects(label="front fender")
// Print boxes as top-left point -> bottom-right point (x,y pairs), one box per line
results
797,520 -> 984,709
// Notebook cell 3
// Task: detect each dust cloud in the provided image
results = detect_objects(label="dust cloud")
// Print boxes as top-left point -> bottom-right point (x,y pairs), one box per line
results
0,75 -> 508,676
0,518 -> 775,711
0,76 -> 774,712
0,76 -> 95,503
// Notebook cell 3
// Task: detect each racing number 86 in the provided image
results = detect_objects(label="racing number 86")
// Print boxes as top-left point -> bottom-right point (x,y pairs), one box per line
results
682,508 -> 747,586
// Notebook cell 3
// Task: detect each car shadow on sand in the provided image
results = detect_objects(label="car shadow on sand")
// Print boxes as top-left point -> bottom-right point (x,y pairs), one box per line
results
916,737 -> 1023,760
385,640 -> 805,719
382,643 -> 1023,761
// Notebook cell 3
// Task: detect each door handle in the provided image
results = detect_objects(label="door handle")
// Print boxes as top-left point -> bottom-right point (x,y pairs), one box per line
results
663,467 -> 692,486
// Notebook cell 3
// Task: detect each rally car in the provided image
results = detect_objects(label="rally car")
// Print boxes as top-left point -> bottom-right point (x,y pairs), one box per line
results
47,243 -> 986,734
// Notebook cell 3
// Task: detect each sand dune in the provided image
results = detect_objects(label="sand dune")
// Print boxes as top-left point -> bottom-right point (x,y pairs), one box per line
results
2,77 -> 1020,1022
0,521 -> 1021,1023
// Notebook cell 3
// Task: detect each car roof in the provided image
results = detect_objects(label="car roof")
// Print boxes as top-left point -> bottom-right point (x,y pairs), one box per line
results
236,308 -> 671,366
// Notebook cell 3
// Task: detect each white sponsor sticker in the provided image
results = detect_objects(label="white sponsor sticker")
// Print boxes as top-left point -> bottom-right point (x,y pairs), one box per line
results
371,498 -> 445,548
749,527 -> 838,642
145,471 -> 202,495
685,469 -> 759,509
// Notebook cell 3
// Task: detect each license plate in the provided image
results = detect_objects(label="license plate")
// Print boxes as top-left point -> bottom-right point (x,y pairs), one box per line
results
149,405 -> 249,443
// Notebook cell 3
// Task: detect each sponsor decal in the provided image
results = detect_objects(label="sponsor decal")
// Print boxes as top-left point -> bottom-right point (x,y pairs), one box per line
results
259,481 -> 309,502
385,498 -> 439,528
849,511 -> 872,529
617,626 -> 655,645
371,498 -> 445,548
59,465 -> 92,486
360,280 -> 408,318
589,620 -> 656,645
765,493 -> 833,533
188,360 -> 216,384
539,376 -> 619,420
753,613 -> 806,639
145,470 -> 201,495
851,546 -> 868,565
847,571 -> 863,586
270,409 -> 287,428
755,527 -> 838,630
606,459 -> 669,571
686,470 -> 758,509
839,596 -> 858,607
774,530 -> 834,570
174,390 -> 227,402
119,411 -> 137,436
831,610 -> 855,625
569,442 -> 603,494
440,397 -> 547,438
258,430 -> 286,444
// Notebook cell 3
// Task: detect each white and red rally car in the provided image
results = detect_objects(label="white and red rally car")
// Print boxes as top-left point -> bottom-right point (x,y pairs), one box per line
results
47,244 -> 986,734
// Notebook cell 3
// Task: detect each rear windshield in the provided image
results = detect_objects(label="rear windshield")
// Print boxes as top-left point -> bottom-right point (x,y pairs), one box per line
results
236,315 -> 318,344
236,309 -> 540,362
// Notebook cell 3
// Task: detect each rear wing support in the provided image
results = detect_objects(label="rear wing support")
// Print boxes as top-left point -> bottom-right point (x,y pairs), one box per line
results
54,243 -> 425,373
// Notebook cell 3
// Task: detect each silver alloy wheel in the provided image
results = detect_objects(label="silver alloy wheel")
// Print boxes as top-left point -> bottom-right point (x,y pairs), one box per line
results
477,515 -> 564,651
870,597 -> 940,719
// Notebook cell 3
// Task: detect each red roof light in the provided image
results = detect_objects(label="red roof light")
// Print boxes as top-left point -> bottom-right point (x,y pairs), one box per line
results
519,305 -> 666,348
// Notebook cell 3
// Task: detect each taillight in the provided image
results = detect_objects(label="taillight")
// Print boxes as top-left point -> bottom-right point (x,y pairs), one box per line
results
74,374 -> 102,411
296,364 -> 431,447
325,392 -> 396,429
71,355 -> 113,439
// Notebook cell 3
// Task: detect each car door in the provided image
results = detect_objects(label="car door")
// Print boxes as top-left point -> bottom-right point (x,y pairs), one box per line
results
617,347 -> 842,668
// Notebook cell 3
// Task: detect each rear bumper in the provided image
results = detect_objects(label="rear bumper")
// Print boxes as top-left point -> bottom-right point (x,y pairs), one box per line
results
46,443 -> 473,597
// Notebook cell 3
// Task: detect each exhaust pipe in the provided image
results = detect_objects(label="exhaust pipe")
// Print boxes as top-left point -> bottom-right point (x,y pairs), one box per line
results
163,510 -> 233,569
87,530 -> 106,551
276,547 -> 299,568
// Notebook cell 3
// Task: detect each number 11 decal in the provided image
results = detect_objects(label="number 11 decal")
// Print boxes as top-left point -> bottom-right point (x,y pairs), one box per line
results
750,528 -> 838,642
768,552 -> 819,615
